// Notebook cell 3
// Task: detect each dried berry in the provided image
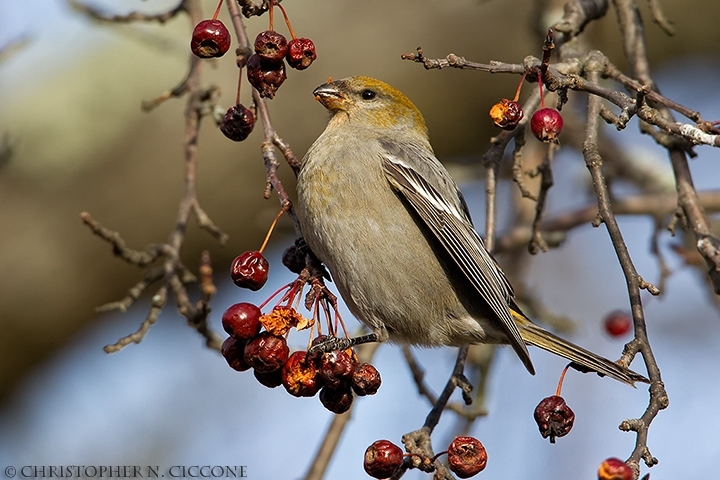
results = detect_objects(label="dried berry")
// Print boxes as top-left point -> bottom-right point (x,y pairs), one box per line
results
230,251 -> 269,291
363,440 -> 403,479
282,245 -> 305,274
534,395 -> 575,443
447,436 -> 487,478
244,332 -> 289,373
222,302 -> 262,340
253,368 -> 283,388
351,362 -> 381,396
319,384 -> 353,414
254,30 -> 288,62
246,54 -> 286,99
317,350 -> 355,389
489,98 -> 523,130
220,104 -> 255,142
530,107 -> 564,142
598,458 -> 633,480
221,337 -> 251,372
190,19 -> 231,58
604,311 -> 632,338
286,37 -> 317,70
282,350 -> 323,397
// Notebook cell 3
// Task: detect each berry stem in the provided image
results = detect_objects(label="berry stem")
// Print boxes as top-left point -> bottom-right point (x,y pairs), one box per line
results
268,0 -> 274,31
555,364 -> 571,396
512,71 -> 528,102
275,2 -> 297,40
537,71 -> 545,109
259,204 -> 289,253
259,282 -> 294,310
212,0 -> 224,21
235,67 -> 242,106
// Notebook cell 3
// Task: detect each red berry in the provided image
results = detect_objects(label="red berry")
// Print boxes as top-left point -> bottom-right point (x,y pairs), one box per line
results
351,363 -> 381,396
447,436 -> 487,478
230,251 -> 269,291
253,368 -> 283,388
190,19 -> 231,59
282,245 -> 305,274
319,384 -> 353,414
598,458 -> 633,480
317,350 -> 355,389
604,311 -> 632,338
220,104 -> 255,142
246,54 -> 286,99
363,440 -> 403,479
254,30 -> 288,62
286,38 -> 317,70
222,302 -> 262,340
221,337 -> 251,372
530,107 -> 564,142
533,395 -> 575,443
281,350 -> 323,397
244,332 -> 289,373
489,98 -> 524,130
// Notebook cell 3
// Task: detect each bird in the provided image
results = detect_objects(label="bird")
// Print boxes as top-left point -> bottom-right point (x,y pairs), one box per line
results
296,75 -> 649,386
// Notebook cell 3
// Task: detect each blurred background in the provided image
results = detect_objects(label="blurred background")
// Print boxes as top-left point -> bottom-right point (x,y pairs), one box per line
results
1,0 -> 720,478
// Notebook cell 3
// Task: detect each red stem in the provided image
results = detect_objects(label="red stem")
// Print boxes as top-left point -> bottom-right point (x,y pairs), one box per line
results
275,2 -> 296,39
211,0 -> 224,20
555,364 -> 571,396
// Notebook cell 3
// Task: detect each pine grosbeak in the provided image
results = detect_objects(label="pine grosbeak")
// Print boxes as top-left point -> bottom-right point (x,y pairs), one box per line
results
297,76 -> 648,385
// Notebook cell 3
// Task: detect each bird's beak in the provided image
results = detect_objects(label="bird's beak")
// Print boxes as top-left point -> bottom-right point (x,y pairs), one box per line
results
313,82 -> 345,111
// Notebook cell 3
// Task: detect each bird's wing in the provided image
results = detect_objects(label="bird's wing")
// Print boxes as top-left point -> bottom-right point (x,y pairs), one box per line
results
381,142 -> 534,374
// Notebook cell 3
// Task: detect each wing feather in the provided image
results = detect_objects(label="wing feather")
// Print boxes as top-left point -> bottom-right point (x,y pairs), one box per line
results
382,149 -> 535,374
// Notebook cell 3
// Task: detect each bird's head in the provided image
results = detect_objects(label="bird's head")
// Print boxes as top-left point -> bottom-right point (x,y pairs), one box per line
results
313,76 -> 428,138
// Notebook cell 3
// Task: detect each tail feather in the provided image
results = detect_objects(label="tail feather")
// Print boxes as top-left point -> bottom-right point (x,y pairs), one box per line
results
514,314 -> 649,386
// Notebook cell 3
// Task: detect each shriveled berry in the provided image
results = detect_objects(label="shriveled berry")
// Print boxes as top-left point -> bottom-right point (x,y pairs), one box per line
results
604,311 -> 632,338
447,436 -> 487,478
319,384 -> 353,414
221,337 -> 251,372
598,458 -> 633,480
363,440 -> 403,479
253,368 -> 283,388
531,107 -> 564,142
254,30 -> 288,62
534,395 -> 575,443
317,350 -> 355,389
190,19 -> 231,58
282,245 -> 305,274
220,104 -> 255,142
351,362 -> 381,396
222,302 -> 262,340
489,98 -> 524,130
230,251 -> 269,291
286,37 -> 317,70
244,332 -> 289,373
246,54 -> 286,99
282,350 -> 323,397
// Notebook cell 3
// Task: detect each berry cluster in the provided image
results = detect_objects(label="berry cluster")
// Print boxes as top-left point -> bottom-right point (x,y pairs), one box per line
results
363,436 -> 487,479
189,0 -> 316,142
220,301 -> 381,412
247,2 -> 316,98
222,213 -> 380,413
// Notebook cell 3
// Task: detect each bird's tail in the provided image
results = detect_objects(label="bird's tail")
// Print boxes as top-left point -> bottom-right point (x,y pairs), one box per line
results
512,311 -> 649,386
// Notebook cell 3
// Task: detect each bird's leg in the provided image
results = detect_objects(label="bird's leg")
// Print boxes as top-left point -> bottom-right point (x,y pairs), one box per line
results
309,332 -> 378,354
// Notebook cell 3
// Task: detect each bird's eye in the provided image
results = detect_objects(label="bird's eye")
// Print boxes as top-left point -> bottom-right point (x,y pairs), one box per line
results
361,89 -> 376,100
